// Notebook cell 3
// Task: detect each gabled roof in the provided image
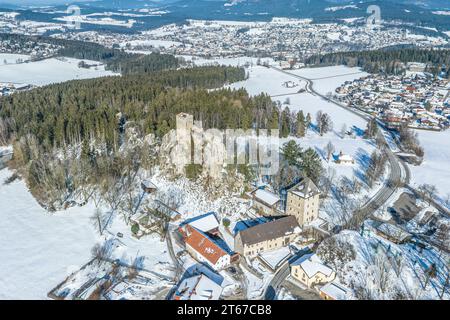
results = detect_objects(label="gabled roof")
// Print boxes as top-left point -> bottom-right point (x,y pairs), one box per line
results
288,177 -> 321,199
253,189 -> 281,207
291,253 -> 334,279
185,225 -> 229,265
237,216 -> 300,246
141,179 -> 157,189
375,223 -> 411,242
337,153 -> 354,162
174,274 -> 222,300
320,281 -> 352,300
181,212 -> 220,233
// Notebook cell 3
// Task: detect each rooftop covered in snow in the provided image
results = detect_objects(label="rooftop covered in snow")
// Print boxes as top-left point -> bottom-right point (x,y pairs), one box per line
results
173,274 -> 222,300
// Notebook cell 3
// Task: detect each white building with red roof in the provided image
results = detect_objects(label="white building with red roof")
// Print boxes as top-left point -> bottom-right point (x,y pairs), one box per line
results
184,225 -> 233,270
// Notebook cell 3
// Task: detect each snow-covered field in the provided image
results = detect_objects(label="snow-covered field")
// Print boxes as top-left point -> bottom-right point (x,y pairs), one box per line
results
229,64 -> 368,130
0,53 -> 30,65
224,62 -> 378,224
0,168 -> 173,299
229,66 -> 306,96
411,130 -> 450,205
0,168 -> 98,299
0,55 -> 118,86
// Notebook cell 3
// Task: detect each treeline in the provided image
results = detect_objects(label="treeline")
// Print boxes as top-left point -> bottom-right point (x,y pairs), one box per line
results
0,66 -> 257,154
306,48 -> 450,77
0,33 -> 179,75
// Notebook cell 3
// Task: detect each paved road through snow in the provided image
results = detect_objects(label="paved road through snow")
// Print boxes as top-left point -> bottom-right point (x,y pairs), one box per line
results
264,66 -> 409,300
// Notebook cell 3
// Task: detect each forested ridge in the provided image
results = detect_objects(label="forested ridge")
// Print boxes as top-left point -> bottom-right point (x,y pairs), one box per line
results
0,66 -> 251,151
0,58 -> 271,208
306,48 -> 450,77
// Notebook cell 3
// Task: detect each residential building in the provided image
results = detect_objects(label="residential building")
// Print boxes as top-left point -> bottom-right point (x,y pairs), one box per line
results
173,274 -> 222,300
234,216 -> 301,258
319,281 -> 353,300
179,212 -> 220,236
184,225 -> 236,270
290,253 -> 335,288
250,188 -> 282,216
286,178 -> 321,226
336,151 -> 355,165
141,179 -> 157,194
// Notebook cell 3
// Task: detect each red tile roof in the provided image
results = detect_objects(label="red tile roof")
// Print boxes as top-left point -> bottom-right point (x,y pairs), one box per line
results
185,225 -> 227,265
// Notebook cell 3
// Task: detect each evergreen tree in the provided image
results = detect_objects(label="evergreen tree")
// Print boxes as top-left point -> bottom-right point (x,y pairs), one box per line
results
281,140 -> 302,167
270,109 -> 280,131
296,111 -> 306,138
306,113 -> 312,129
365,118 -> 379,139
300,148 -> 323,185
281,108 -> 291,138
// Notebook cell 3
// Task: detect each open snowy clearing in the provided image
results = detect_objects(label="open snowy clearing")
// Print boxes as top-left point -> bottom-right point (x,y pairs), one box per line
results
0,167 -> 174,299
290,65 -> 368,96
228,64 -> 368,130
229,65 -> 306,97
0,53 -> 30,65
0,168 -> 98,299
0,55 -> 118,86
411,130 -> 450,205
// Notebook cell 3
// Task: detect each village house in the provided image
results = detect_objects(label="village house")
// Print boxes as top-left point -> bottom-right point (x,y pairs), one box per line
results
319,281 -> 353,300
179,213 -> 238,270
285,178 -> 321,226
179,212 -> 220,236
290,253 -> 336,288
183,225 -> 236,270
335,151 -> 355,165
234,216 -> 301,258
375,222 -> 412,244
249,188 -> 282,216
172,274 -> 222,300
141,179 -> 157,194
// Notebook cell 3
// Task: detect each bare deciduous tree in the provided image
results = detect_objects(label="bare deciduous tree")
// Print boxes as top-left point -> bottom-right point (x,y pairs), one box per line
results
316,111 -> 333,136
91,240 -> 114,261
91,208 -> 106,236
325,141 -> 335,162
418,184 -> 438,205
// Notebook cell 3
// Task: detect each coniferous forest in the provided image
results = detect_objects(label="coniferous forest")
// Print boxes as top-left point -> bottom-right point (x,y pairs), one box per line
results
306,48 -> 450,77
0,52 -> 278,208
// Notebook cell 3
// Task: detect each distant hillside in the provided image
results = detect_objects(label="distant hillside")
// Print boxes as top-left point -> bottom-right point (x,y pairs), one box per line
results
2,0 -> 450,33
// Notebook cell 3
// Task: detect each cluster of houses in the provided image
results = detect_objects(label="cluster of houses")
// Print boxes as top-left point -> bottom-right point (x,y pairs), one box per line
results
0,82 -> 34,97
336,71 -> 450,131
170,177 -> 354,300
0,37 -> 60,58
54,18 -> 447,64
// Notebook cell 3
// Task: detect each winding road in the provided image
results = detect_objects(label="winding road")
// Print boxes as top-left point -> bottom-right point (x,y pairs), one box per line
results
272,66 -> 408,216
264,66 -> 410,300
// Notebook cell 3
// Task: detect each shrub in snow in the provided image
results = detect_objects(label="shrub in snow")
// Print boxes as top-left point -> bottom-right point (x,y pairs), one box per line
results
131,223 -> 140,235
223,218 -> 231,228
